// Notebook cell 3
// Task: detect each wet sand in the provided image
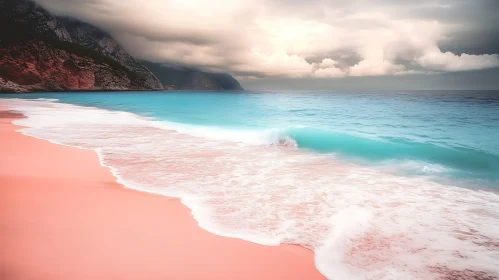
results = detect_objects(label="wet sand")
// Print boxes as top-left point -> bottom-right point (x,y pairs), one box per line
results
0,107 -> 324,280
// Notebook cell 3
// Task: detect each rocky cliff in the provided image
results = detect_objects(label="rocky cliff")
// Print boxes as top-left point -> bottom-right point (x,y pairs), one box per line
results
0,0 -> 163,92
141,61 -> 244,91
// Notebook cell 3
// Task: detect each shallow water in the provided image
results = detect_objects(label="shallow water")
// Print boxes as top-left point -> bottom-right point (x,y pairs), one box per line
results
2,90 -> 499,279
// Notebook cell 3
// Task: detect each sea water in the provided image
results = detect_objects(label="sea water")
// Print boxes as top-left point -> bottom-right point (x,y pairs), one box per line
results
2,90 -> 499,279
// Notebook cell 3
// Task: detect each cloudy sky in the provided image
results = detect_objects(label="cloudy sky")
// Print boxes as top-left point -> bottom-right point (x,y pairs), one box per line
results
35,0 -> 499,89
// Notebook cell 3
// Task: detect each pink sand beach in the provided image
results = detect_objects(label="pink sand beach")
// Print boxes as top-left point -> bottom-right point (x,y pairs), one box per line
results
0,107 -> 325,280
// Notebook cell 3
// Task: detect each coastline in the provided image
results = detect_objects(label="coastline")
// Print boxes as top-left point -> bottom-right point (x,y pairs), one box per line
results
0,107 -> 324,280
0,89 -> 245,94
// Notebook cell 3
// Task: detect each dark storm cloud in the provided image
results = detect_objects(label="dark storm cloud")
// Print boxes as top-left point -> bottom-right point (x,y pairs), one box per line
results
391,0 -> 499,55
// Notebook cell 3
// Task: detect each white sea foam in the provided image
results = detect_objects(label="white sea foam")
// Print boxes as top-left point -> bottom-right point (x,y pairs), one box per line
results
3,98 -> 499,280
377,159 -> 451,175
157,121 -> 286,146
34,98 -> 60,102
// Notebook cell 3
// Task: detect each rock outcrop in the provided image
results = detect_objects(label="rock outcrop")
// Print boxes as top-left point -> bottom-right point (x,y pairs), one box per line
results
0,0 -> 163,92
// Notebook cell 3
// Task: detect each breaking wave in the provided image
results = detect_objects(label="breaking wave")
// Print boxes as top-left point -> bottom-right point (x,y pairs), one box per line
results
155,119 -> 499,184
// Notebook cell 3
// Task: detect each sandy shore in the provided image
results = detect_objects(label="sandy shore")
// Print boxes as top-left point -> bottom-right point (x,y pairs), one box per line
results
0,107 -> 324,280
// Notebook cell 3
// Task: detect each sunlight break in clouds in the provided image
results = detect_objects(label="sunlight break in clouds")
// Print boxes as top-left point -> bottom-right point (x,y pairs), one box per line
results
36,0 -> 499,79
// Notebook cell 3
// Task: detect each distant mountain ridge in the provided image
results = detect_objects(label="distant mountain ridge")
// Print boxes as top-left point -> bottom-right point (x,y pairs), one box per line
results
0,0 -> 243,92
141,61 -> 243,90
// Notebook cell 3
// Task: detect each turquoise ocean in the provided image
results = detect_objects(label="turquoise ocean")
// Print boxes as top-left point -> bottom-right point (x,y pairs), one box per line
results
2,90 -> 499,279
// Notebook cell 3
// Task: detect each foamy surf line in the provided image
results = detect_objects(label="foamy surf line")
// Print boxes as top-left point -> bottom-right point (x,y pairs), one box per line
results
3,98 -> 499,280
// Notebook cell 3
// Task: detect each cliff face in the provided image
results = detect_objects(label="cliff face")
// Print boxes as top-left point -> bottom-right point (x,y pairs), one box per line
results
141,61 -> 244,91
54,17 -> 162,89
0,41 -> 153,92
0,0 -> 163,92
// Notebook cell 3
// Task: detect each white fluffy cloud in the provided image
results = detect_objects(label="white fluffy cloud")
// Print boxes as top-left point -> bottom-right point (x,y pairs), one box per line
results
313,59 -> 345,78
417,47 -> 499,71
36,0 -> 499,78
